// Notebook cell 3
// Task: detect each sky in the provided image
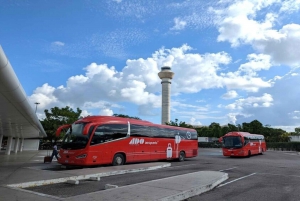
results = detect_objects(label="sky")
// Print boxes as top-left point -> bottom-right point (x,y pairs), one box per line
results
1,0 -> 300,132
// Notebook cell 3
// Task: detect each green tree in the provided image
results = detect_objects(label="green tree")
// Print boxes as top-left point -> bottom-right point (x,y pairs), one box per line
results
209,122 -> 222,138
249,120 -> 263,134
221,126 -> 230,136
227,123 -> 238,132
279,133 -> 291,142
113,114 -> 141,120
166,119 -> 194,128
41,106 -> 82,143
294,127 -> 300,136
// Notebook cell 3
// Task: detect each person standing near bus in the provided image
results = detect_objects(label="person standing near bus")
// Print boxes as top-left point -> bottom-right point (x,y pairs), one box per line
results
51,143 -> 59,162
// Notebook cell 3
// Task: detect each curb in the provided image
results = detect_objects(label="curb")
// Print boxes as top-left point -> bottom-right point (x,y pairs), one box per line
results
159,173 -> 228,201
7,163 -> 171,188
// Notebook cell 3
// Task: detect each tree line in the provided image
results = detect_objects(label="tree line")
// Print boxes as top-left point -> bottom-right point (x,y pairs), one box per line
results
40,106 -> 296,143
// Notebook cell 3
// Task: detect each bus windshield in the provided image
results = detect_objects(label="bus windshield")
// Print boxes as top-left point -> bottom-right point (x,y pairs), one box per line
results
61,123 -> 90,150
223,136 -> 243,149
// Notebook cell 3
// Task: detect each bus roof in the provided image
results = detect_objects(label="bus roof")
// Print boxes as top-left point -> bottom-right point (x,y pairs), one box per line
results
75,116 -> 196,132
224,132 -> 264,139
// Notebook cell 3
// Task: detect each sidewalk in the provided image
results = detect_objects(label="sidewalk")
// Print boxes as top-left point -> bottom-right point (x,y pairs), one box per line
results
0,150 -> 228,201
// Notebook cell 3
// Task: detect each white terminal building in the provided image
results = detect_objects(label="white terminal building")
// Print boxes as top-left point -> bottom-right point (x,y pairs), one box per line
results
0,45 -> 46,155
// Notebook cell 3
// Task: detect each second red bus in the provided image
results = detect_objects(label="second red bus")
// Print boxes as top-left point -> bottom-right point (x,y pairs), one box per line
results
219,132 -> 266,157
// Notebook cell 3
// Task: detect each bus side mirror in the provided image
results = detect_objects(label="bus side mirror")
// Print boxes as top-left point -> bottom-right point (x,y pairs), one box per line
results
56,124 -> 71,137
218,137 -> 223,143
83,123 -> 98,135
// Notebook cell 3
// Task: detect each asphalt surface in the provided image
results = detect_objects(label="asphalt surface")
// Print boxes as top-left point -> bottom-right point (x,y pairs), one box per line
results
190,149 -> 300,201
1,148 -> 300,200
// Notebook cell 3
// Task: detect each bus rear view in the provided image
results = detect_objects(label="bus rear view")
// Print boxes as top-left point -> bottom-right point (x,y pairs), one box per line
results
220,132 -> 266,157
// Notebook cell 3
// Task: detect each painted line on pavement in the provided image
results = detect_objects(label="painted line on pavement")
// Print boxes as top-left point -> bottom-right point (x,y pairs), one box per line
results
7,186 -> 63,201
219,167 -> 237,172
217,173 -> 256,188
166,163 -> 198,168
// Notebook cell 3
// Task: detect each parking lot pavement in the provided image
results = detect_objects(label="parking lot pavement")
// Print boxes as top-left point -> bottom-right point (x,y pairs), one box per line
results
1,150 -> 228,201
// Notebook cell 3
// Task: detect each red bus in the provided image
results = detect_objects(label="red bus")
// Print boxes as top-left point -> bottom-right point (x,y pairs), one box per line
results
219,132 -> 266,157
55,116 -> 198,166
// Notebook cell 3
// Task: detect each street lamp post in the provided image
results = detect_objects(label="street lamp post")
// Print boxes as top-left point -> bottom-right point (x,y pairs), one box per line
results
34,102 -> 40,113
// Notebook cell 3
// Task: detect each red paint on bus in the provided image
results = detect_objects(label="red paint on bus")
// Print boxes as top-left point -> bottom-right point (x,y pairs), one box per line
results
56,116 -> 198,166
220,132 -> 267,157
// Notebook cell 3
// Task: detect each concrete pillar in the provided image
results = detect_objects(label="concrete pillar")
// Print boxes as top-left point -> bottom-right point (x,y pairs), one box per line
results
5,136 -> 13,155
0,134 -> 3,150
158,66 -> 174,125
19,138 -> 24,152
14,138 -> 19,153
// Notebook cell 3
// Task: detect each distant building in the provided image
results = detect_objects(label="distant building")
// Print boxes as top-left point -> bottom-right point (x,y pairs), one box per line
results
290,136 -> 300,142
198,137 -> 219,142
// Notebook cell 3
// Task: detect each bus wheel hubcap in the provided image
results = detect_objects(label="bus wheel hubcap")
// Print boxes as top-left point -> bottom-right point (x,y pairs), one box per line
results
116,157 -> 122,164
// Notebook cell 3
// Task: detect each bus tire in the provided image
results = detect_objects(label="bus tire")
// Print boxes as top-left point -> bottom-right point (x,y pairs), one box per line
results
247,150 -> 251,157
112,153 -> 125,166
178,151 -> 185,162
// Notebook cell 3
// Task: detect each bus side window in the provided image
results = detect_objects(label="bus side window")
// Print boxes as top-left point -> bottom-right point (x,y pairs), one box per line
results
90,128 -> 105,145
244,137 -> 250,146
131,124 -> 151,137
110,124 -> 128,140
90,124 -> 128,145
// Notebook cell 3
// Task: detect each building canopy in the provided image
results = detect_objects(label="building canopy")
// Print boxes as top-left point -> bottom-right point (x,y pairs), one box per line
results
0,46 -> 46,139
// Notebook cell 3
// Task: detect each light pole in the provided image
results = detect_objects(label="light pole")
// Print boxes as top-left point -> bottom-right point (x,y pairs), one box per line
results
34,102 -> 40,113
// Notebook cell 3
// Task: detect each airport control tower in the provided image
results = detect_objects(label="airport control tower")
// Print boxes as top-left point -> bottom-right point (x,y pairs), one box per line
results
158,66 -> 174,125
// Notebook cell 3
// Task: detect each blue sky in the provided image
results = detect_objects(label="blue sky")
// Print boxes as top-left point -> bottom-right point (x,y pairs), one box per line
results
1,0 -> 300,132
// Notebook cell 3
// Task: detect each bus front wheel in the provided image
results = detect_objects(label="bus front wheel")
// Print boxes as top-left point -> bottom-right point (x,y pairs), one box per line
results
178,151 -> 185,162
112,153 -> 125,166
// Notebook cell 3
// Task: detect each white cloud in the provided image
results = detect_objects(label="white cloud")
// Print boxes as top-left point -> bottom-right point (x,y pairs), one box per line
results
170,17 -> 187,30
280,0 -> 300,13
112,0 -> 122,3
189,117 -> 202,126
227,113 -> 238,124
221,72 -> 272,92
51,41 -> 65,46
213,0 -> 300,66
28,83 -> 58,109
288,110 -> 300,120
172,101 -> 209,112
225,93 -> 273,110
90,29 -> 147,59
271,126 -> 298,132
238,54 -> 272,74
231,69 -> 300,127
222,90 -> 238,99
30,45 -> 274,118
99,108 -> 114,116
80,110 -> 93,117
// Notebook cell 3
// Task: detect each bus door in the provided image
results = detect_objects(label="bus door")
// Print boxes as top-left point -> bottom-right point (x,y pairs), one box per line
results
89,130 -> 110,164
136,138 -> 151,161
130,125 -> 151,162
150,127 -> 168,160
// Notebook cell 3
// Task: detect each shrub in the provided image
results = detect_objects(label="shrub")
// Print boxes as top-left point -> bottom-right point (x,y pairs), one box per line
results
266,142 -> 300,151
198,142 -> 221,148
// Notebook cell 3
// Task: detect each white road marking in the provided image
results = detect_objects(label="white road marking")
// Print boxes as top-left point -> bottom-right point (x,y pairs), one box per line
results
283,153 -> 300,156
217,173 -> 256,188
219,167 -> 237,172
166,164 -> 198,168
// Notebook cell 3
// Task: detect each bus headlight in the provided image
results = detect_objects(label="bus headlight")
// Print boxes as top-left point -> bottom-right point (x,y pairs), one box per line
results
76,154 -> 87,159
